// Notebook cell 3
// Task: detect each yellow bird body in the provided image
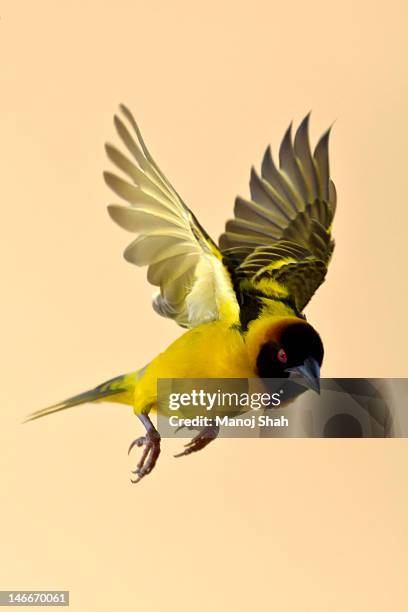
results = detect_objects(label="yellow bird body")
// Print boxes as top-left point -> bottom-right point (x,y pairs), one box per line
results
94,309 -> 296,414
136,320 -> 252,410
134,313 -> 296,412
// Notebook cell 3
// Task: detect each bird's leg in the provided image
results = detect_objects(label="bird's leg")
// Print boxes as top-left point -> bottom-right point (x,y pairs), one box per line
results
128,413 -> 161,483
174,422 -> 220,458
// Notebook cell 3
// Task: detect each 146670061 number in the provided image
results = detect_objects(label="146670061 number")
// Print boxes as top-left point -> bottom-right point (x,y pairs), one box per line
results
0,591 -> 69,606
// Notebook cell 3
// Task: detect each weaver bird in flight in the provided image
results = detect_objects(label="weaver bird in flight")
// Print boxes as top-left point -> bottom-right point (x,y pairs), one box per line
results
27,106 -> 336,482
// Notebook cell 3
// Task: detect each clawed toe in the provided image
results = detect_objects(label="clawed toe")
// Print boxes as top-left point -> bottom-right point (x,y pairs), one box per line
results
128,436 -> 146,454
174,424 -> 219,458
129,430 -> 161,483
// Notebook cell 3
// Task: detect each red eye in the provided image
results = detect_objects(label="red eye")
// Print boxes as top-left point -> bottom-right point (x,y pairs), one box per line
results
277,348 -> 288,364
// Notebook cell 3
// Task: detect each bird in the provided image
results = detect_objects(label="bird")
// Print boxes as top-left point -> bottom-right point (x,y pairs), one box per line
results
26,105 -> 336,482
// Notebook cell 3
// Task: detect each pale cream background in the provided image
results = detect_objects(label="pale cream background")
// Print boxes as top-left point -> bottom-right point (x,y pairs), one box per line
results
1,1 -> 408,610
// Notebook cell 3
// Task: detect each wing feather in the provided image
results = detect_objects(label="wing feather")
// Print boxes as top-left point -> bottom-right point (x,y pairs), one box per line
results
105,105 -> 239,328
220,114 -> 336,314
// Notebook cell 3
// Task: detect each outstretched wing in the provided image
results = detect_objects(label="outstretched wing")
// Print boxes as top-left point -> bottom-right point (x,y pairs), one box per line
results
219,114 -> 336,315
104,105 -> 239,328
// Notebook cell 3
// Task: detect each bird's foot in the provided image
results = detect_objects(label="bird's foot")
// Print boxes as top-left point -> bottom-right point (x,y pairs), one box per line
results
128,428 -> 161,483
174,424 -> 220,458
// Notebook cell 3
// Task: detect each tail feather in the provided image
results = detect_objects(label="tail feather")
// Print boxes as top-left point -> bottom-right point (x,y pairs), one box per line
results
24,372 -> 136,423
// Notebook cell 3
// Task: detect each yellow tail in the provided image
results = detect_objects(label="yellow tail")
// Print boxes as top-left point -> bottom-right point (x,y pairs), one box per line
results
24,371 -> 139,423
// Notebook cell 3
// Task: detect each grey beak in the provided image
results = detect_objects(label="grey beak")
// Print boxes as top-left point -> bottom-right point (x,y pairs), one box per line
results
286,357 -> 321,394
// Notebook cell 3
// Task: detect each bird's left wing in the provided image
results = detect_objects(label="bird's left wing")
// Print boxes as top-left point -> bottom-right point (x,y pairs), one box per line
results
104,105 -> 239,328
219,115 -> 336,317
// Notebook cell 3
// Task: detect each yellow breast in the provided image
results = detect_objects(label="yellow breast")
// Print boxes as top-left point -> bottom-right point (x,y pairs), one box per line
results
134,320 -> 254,413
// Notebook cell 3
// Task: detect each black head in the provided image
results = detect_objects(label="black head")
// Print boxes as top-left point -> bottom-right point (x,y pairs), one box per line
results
256,320 -> 324,393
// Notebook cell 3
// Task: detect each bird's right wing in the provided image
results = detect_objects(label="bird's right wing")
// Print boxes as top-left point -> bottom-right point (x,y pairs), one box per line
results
104,105 -> 239,328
